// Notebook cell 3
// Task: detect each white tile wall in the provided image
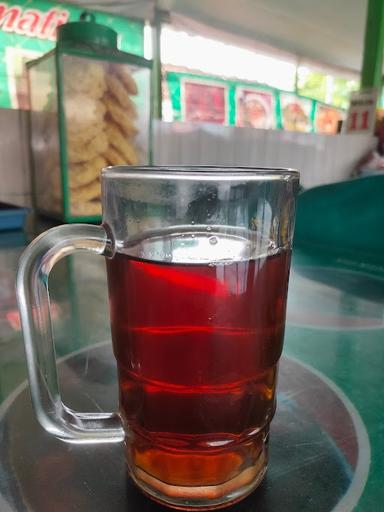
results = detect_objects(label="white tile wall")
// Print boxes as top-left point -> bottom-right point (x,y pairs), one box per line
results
153,121 -> 377,188
0,113 -> 377,211
0,109 -> 32,207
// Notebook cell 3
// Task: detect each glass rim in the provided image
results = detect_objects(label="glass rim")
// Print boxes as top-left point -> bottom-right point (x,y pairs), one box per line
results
102,165 -> 300,181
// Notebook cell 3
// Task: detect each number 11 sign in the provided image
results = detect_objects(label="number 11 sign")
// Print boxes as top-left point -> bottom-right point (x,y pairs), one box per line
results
344,88 -> 378,134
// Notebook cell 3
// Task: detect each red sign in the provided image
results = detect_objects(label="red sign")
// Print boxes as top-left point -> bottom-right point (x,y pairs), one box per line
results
344,89 -> 377,134
0,3 -> 69,41
182,80 -> 227,124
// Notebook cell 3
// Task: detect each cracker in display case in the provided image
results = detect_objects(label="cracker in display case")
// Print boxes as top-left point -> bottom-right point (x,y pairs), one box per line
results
28,13 -> 151,222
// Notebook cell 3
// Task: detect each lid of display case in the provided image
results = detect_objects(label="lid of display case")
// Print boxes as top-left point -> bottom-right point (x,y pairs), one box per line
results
57,11 -> 118,50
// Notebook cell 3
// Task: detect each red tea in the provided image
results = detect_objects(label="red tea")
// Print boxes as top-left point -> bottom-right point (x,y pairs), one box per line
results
106,236 -> 291,492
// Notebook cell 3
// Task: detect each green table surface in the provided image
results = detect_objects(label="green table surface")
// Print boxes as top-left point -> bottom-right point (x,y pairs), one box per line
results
0,223 -> 382,511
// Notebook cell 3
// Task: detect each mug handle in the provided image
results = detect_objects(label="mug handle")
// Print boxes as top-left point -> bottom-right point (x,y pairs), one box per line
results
16,224 -> 124,443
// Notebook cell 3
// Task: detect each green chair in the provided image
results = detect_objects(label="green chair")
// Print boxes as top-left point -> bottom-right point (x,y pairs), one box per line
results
294,175 -> 384,266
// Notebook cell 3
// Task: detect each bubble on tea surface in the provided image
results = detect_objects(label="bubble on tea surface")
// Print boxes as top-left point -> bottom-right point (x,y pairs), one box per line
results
206,226 -> 212,232
209,236 -> 218,245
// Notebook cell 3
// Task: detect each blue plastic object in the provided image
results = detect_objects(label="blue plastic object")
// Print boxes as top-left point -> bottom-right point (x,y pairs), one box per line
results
0,204 -> 29,232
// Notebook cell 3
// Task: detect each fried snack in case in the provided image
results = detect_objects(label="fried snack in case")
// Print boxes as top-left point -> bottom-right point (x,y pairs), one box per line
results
71,200 -> 102,216
67,131 -> 108,163
103,94 -> 138,136
63,59 -> 141,216
112,63 -> 139,95
103,146 -> 126,166
71,179 -> 101,203
69,155 -> 107,189
105,123 -> 139,165
63,61 -> 106,99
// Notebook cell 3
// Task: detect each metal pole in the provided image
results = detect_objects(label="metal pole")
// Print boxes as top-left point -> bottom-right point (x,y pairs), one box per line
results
152,8 -> 168,119
361,0 -> 384,89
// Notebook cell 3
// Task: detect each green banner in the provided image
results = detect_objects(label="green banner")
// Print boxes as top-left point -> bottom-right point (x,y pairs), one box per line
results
0,0 -> 144,108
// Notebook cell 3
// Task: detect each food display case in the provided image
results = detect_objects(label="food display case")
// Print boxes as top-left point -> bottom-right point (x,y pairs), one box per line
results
28,13 -> 151,222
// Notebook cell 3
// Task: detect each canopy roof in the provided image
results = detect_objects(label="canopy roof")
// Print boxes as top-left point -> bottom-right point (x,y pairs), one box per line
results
65,0 -> 367,74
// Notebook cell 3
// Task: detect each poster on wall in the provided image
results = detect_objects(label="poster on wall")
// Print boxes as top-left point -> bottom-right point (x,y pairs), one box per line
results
280,93 -> 313,132
236,87 -> 276,129
181,79 -> 228,124
315,104 -> 344,134
0,0 -> 144,109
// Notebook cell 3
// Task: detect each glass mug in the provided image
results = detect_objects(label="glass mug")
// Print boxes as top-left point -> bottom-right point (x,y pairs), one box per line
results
17,166 -> 299,510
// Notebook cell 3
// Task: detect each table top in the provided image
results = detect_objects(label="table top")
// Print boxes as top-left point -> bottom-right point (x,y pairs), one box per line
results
0,228 -> 382,511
